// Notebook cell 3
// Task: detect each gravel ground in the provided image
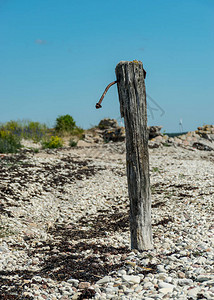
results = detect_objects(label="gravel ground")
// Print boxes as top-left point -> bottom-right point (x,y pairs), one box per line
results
0,142 -> 213,300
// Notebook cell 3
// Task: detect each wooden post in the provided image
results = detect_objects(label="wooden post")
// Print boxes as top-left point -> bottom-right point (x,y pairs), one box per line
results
115,60 -> 153,250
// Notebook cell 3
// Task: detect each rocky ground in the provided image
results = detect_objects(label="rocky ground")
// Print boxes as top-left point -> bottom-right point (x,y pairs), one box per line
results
0,138 -> 214,299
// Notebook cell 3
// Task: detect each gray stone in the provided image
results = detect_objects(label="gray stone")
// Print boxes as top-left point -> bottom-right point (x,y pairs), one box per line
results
148,126 -> 163,139
98,118 -> 119,129
197,274 -> 213,282
203,279 -> 214,287
178,278 -> 193,286
96,276 -> 112,285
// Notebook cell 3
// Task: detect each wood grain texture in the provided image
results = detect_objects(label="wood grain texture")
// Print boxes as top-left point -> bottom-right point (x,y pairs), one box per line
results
115,61 -> 153,250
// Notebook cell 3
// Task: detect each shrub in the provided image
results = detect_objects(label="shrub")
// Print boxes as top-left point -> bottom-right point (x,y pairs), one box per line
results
2,120 -> 22,136
152,167 -> 160,173
0,130 -> 22,153
55,115 -> 76,134
71,126 -> 84,139
21,121 -> 48,142
1,120 -> 48,142
42,136 -> 63,149
69,139 -> 77,147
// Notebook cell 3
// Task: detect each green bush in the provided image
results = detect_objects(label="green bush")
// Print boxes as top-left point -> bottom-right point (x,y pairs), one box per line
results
42,136 -> 63,149
69,139 -> 77,147
55,115 -> 76,134
0,130 -> 22,153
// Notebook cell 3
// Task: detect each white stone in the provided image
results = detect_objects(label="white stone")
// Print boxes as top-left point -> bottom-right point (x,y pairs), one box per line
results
187,287 -> 200,297
157,264 -> 165,273
122,275 -> 141,284
117,269 -> 126,276
159,287 -> 174,294
196,257 -> 207,264
158,282 -> 175,290
144,282 -> 154,289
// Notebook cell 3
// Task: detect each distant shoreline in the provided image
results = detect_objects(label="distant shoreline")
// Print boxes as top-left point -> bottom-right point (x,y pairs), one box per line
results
166,132 -> 188,137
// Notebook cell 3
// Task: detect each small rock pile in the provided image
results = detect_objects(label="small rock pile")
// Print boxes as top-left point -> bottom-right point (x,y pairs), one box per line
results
148,126 -> 163,139
78,119 -> 125,146
195,124 -> 214,141
149,126 -> 214,151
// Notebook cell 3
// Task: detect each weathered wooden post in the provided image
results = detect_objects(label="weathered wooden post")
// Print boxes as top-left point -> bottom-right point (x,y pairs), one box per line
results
96,60 -> 153,250
115,61 -> 153,250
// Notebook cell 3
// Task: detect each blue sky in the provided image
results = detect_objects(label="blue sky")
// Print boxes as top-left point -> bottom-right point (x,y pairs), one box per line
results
0,0 -> 213,132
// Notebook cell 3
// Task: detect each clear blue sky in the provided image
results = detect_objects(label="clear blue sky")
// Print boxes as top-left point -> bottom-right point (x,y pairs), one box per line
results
0,0 -> 213,132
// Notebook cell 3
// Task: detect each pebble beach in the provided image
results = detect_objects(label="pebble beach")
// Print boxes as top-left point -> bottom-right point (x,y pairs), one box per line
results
0,141 -> 213,299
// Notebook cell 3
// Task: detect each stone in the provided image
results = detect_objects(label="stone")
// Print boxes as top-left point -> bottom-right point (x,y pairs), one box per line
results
72,293 -> 82,300
122,275 -> 141,284
78,282 -> 90,289
196,257 -> 207,265
158,273 -> 168,281
178,278 -> 193,286
67,278 -> 79,287
96,276 -> 112,285
77,140 -> 90,147
196,274 -> 213,282
106,294 -> 116,299
148,141 -> 161,149
98,118 -> 119,129
103,127 -> 125,142
205,279 -> 214,287
187,287 -> 200,297
157,265 -> 165,273
177,271 -> 185,279
144,282 -> 154,289
124,288 -> 135,294
158,282 -> 175,290
192,142 -> 213,151
159,287 -> 174,294
117,269 -> 126,276
148,126 -> 163,139
0,244 -> 9,253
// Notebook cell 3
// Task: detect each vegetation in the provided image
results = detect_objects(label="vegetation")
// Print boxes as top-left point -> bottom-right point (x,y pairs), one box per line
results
71,126 -> 84,139
163,142 -> 171,147
152,167 -> 160,173
69,139 -> 77,147
42,136 -> 63,149
0,130 -> 22,153
0,115 -> 84,153
54,114 -> 84,139
1,120 -> 48,142
55,114 -> 76,134
0,222 -> 14,238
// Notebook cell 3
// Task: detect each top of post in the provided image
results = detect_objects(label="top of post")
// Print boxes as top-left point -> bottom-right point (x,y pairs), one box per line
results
116,60 -> 143,68
115,60 -> 146,80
